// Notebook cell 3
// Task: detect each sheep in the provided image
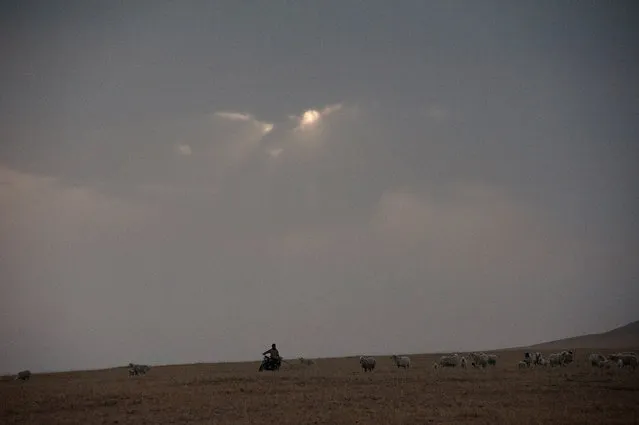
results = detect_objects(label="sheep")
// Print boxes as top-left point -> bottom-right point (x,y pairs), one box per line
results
16,370 -> 31,381
468,352 -> 488,368
523,351 -> 536,366
527,352 -> 545,366
589,353 -> 606,367
548,353 -> 563,367
298,357 -> 315,366
527,352 -> 547,367
486,354 -> 498,366
546,351 -> 573,367
460,356 -> 468,369
609,354 -> 638,371
359,356 -> 376,372
432,361 -> 440,370
390,355 -> 411,369
437,353 -> 459,368
128,363 -> 151,376
607,353 -> 620,361
608,353 -> 623,362
598,359 -> 614,369
560,350 -> 574,365
518,360 -> 529,369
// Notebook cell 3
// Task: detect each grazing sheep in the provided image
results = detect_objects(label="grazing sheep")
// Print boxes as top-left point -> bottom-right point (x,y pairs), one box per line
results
460,356 -> 467,369
128,363 -> 151,376
16,370 -> 31,381
523,352 -> 543,366
433,361 -> 440,370
468,352 -> 488,368
359,356 -> 376,372
390,355 -> 411,369
548,353 -> 563,367
488,356 -> 497,366
545,351 -> 574,367
518,361 -> 529,369
589,353 -> 606,367
560,350 -> 574,365
598,359 -> 614,369
532,352 -> 544,365
609,354 -> 638,371
437,354 -> 460,368
298,357 -> 315,366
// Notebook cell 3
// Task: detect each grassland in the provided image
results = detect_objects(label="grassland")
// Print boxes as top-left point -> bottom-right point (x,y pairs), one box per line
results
2,349 -> 638,424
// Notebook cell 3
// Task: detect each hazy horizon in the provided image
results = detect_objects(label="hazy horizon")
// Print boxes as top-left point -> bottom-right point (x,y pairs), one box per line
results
2,0 -> 638,374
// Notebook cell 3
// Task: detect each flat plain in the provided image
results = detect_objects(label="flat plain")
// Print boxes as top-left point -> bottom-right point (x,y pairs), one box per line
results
2,349 -> 638,425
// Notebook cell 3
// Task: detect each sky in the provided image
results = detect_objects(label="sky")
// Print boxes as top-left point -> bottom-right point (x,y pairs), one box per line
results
1,0 -> 638,373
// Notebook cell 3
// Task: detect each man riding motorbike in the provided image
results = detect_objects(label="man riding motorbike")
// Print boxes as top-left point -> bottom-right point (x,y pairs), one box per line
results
259,343 -> 282,371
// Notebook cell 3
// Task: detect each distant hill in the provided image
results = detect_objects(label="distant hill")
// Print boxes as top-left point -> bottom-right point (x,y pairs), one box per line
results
522,320 -> 639,350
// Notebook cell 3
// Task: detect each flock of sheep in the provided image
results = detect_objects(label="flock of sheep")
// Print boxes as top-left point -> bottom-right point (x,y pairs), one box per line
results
517,350 -> 575,368
128,363 -> 151,376
587,352 -> 637,370
358,350 -> 638,373
357,355 -> 411,372
356,352 -> 497,372
11,350 -> 637,382
358,352 -> 500,372
515,350 -> 637,371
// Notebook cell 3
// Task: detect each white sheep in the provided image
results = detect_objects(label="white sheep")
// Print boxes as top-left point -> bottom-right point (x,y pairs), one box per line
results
610,354 -> 637,371
532,352 -> 544,365
598,359 -> 614,369
589,353 -> 606,367
548,353 -> 563,367
438,353 -> 460,368
390,355 -> 411,369
468,352 -> 488,368
460,356 -> 467,369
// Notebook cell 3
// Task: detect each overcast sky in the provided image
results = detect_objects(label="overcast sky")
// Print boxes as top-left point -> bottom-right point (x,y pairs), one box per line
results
1,0 -> 638,373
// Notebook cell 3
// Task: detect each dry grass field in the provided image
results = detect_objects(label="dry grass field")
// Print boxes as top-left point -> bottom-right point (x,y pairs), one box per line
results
2,349 -> 638,425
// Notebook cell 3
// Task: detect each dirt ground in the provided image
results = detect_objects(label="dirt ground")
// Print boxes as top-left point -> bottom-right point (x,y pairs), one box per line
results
2,349 -> 638,424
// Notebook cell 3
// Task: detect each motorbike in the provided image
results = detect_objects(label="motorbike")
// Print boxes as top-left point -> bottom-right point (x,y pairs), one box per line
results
258,355 -> 282,372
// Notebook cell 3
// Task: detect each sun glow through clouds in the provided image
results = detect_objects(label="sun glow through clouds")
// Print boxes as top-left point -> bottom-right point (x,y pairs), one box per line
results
300,110 -> 321,128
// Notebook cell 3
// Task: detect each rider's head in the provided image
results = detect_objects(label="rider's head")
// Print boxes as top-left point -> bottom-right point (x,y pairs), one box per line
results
272,343 -> 276,349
